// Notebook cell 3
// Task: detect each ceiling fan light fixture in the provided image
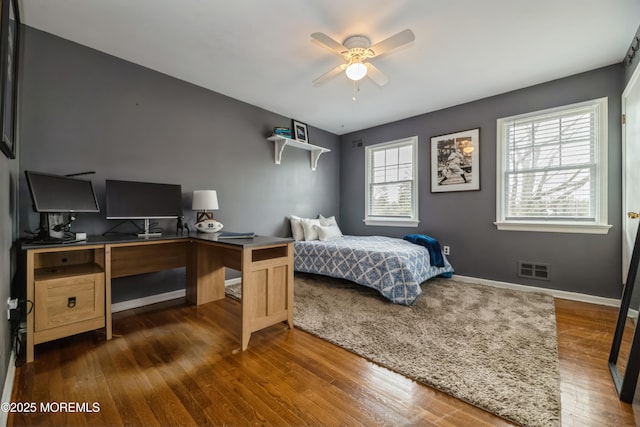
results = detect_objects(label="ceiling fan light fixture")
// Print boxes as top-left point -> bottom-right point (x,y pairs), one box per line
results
311,30 -> 414,87
346,59 -> 367,81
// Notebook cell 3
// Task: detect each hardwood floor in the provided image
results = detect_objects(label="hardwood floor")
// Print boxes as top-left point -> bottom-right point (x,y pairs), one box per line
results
7,295 -> 639,426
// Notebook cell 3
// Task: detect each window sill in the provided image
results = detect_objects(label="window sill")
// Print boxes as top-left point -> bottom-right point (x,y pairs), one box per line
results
364,218 -> 420,228
494,221 -> 612,234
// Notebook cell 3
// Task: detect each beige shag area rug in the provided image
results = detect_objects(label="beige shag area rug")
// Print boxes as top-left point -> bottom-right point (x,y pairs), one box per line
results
227,273 -> 561,427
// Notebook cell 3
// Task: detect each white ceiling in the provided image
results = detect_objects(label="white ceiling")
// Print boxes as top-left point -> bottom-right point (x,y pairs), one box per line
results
20,0 -> 640,135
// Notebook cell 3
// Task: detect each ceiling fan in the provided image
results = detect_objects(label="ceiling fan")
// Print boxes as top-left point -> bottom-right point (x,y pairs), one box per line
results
311,29 -> 415,87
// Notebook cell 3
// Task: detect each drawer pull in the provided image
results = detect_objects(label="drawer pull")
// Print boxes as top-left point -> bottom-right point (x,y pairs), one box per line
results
67,297 -> 76,308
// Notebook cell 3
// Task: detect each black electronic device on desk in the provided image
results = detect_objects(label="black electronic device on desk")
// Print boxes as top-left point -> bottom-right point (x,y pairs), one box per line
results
217,231 -> 255,239
105,179 -> 183,238
25,170 -> 99,244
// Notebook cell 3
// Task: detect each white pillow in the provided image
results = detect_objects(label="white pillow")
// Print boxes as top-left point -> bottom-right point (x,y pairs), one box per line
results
289,215 -> 305,241
314,224 -> 343,241
300,218 -> 321,241
319,215 -> 338,227
319,215 -> 343,237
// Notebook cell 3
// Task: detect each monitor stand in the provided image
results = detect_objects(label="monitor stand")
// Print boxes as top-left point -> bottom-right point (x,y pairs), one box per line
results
137,218 -> 162,238
32,213 -> 81,244
35,213 -> 65,240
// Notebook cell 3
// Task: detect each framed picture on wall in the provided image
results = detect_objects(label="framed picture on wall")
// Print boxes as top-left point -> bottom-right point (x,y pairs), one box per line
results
0,0 -> 19,159
292,120 -> 308,143
431,128 -> 480,192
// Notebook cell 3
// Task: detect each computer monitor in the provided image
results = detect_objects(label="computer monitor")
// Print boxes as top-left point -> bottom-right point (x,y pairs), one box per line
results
25,171 -> 100,213
25,170 -> 100,242
105,179 -> 182,237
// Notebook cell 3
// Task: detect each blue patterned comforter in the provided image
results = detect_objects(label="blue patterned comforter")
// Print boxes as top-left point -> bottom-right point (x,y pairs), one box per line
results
294,235 -> 454,305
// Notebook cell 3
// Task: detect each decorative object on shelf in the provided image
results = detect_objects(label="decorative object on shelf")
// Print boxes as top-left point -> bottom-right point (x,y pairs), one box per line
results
273,127 -> 291,138
267,134 -> 330,171
176,216 -> 189,234
192,190 -> 223,233
292,120 -> 308,143
0,0 -> 20,159
431,128 -> 480,193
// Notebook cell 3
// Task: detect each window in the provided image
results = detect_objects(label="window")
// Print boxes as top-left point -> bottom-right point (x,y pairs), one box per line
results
365,136 -> 419,227
495,97 -> 611,234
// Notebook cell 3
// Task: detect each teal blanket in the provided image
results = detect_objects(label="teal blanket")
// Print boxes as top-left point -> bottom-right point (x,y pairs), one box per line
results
403,234 -> 445,267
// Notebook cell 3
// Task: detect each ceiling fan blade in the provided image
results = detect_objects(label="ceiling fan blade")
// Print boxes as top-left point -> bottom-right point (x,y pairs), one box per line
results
311,32 -> 347,55
312,64 -> 347,86
366,63 -> 389,87
369,29 -> 415,57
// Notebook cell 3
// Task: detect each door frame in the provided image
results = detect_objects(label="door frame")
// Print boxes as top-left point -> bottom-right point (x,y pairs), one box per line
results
623,64 -> 640,284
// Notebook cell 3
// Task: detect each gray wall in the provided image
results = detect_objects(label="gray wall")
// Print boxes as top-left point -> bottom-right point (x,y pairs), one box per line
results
0,19 -> 21,399
18,27 -> 340,302
0,113 -> 18,403
340,65 -> 624,298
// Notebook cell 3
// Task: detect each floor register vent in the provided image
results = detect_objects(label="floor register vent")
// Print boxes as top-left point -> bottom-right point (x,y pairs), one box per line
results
518,261 -> 550,281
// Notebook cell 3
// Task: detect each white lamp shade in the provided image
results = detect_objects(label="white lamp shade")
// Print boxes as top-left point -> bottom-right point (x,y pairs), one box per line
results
346,62 -> 367,81
192,190 -> 219,211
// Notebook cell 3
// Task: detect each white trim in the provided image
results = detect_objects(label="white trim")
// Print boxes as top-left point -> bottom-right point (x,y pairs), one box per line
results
453,274 -> 621,307
621,63 -> 640,283
111,278 -> 242,313
364,136 -> 419,227
494,221 -> 612,234
495,97 -> 610,234
0,351 -> 16,427
364,219 -> 419,227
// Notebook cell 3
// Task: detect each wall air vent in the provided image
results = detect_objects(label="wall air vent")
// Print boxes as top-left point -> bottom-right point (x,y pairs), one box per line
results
352,139 -> 363,148
518,261 -> 550,281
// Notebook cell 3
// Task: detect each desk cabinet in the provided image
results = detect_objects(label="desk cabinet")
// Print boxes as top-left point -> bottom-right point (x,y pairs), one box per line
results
26,245 -> 107,362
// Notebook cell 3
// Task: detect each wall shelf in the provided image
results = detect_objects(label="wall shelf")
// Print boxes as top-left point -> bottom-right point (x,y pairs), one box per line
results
267,135 -> 330,171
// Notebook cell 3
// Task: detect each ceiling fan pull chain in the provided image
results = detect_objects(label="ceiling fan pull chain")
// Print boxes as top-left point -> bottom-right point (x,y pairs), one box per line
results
352,79 -> 360,102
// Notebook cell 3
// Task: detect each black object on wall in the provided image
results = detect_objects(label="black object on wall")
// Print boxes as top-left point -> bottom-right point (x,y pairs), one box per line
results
0,0 -> 20,159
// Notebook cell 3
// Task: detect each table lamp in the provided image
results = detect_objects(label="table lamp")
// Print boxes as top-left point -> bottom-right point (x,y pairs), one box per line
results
192,190 -> 223,233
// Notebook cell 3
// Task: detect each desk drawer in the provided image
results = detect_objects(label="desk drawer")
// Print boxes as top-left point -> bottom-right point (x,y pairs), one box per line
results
109,242 -> 188,278
34,273 -> 105,332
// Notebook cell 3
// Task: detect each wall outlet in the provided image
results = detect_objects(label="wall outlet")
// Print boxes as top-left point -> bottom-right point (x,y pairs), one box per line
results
7,298 -> 17,320
443,246 -> 450,255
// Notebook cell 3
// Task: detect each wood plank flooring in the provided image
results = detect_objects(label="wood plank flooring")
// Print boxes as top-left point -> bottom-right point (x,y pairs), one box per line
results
7,294 -> 639,426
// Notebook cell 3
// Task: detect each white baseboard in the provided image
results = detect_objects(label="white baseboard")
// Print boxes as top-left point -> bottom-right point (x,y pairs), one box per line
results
111,274 -> 620,313
111,278 -> 242,313
0,351 -> 16,427
453,274 -> 621,307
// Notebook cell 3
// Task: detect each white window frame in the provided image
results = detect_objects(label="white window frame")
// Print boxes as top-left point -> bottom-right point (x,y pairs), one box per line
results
364,136 -> 419,227
495,97 -> 611,234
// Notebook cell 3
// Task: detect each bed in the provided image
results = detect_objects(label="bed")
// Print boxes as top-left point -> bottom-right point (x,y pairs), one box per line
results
294,235 -> 454,305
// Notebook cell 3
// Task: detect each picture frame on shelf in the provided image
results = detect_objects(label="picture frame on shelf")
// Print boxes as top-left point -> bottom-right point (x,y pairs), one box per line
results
431,128 -> 480,192
292,120 -> 308,143
0,0 -> 19,159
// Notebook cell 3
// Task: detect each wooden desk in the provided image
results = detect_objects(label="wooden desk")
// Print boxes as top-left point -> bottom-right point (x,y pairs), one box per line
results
24,234 -> 294,362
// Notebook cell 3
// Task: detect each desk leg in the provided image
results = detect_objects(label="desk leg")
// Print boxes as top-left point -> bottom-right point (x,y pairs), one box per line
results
286,242 -> 294,330
187,243 -> 226,305
26,251 -> 34,363
240,243 -> 294,351
104,246 -> 112,340
241,247 -> 251,351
